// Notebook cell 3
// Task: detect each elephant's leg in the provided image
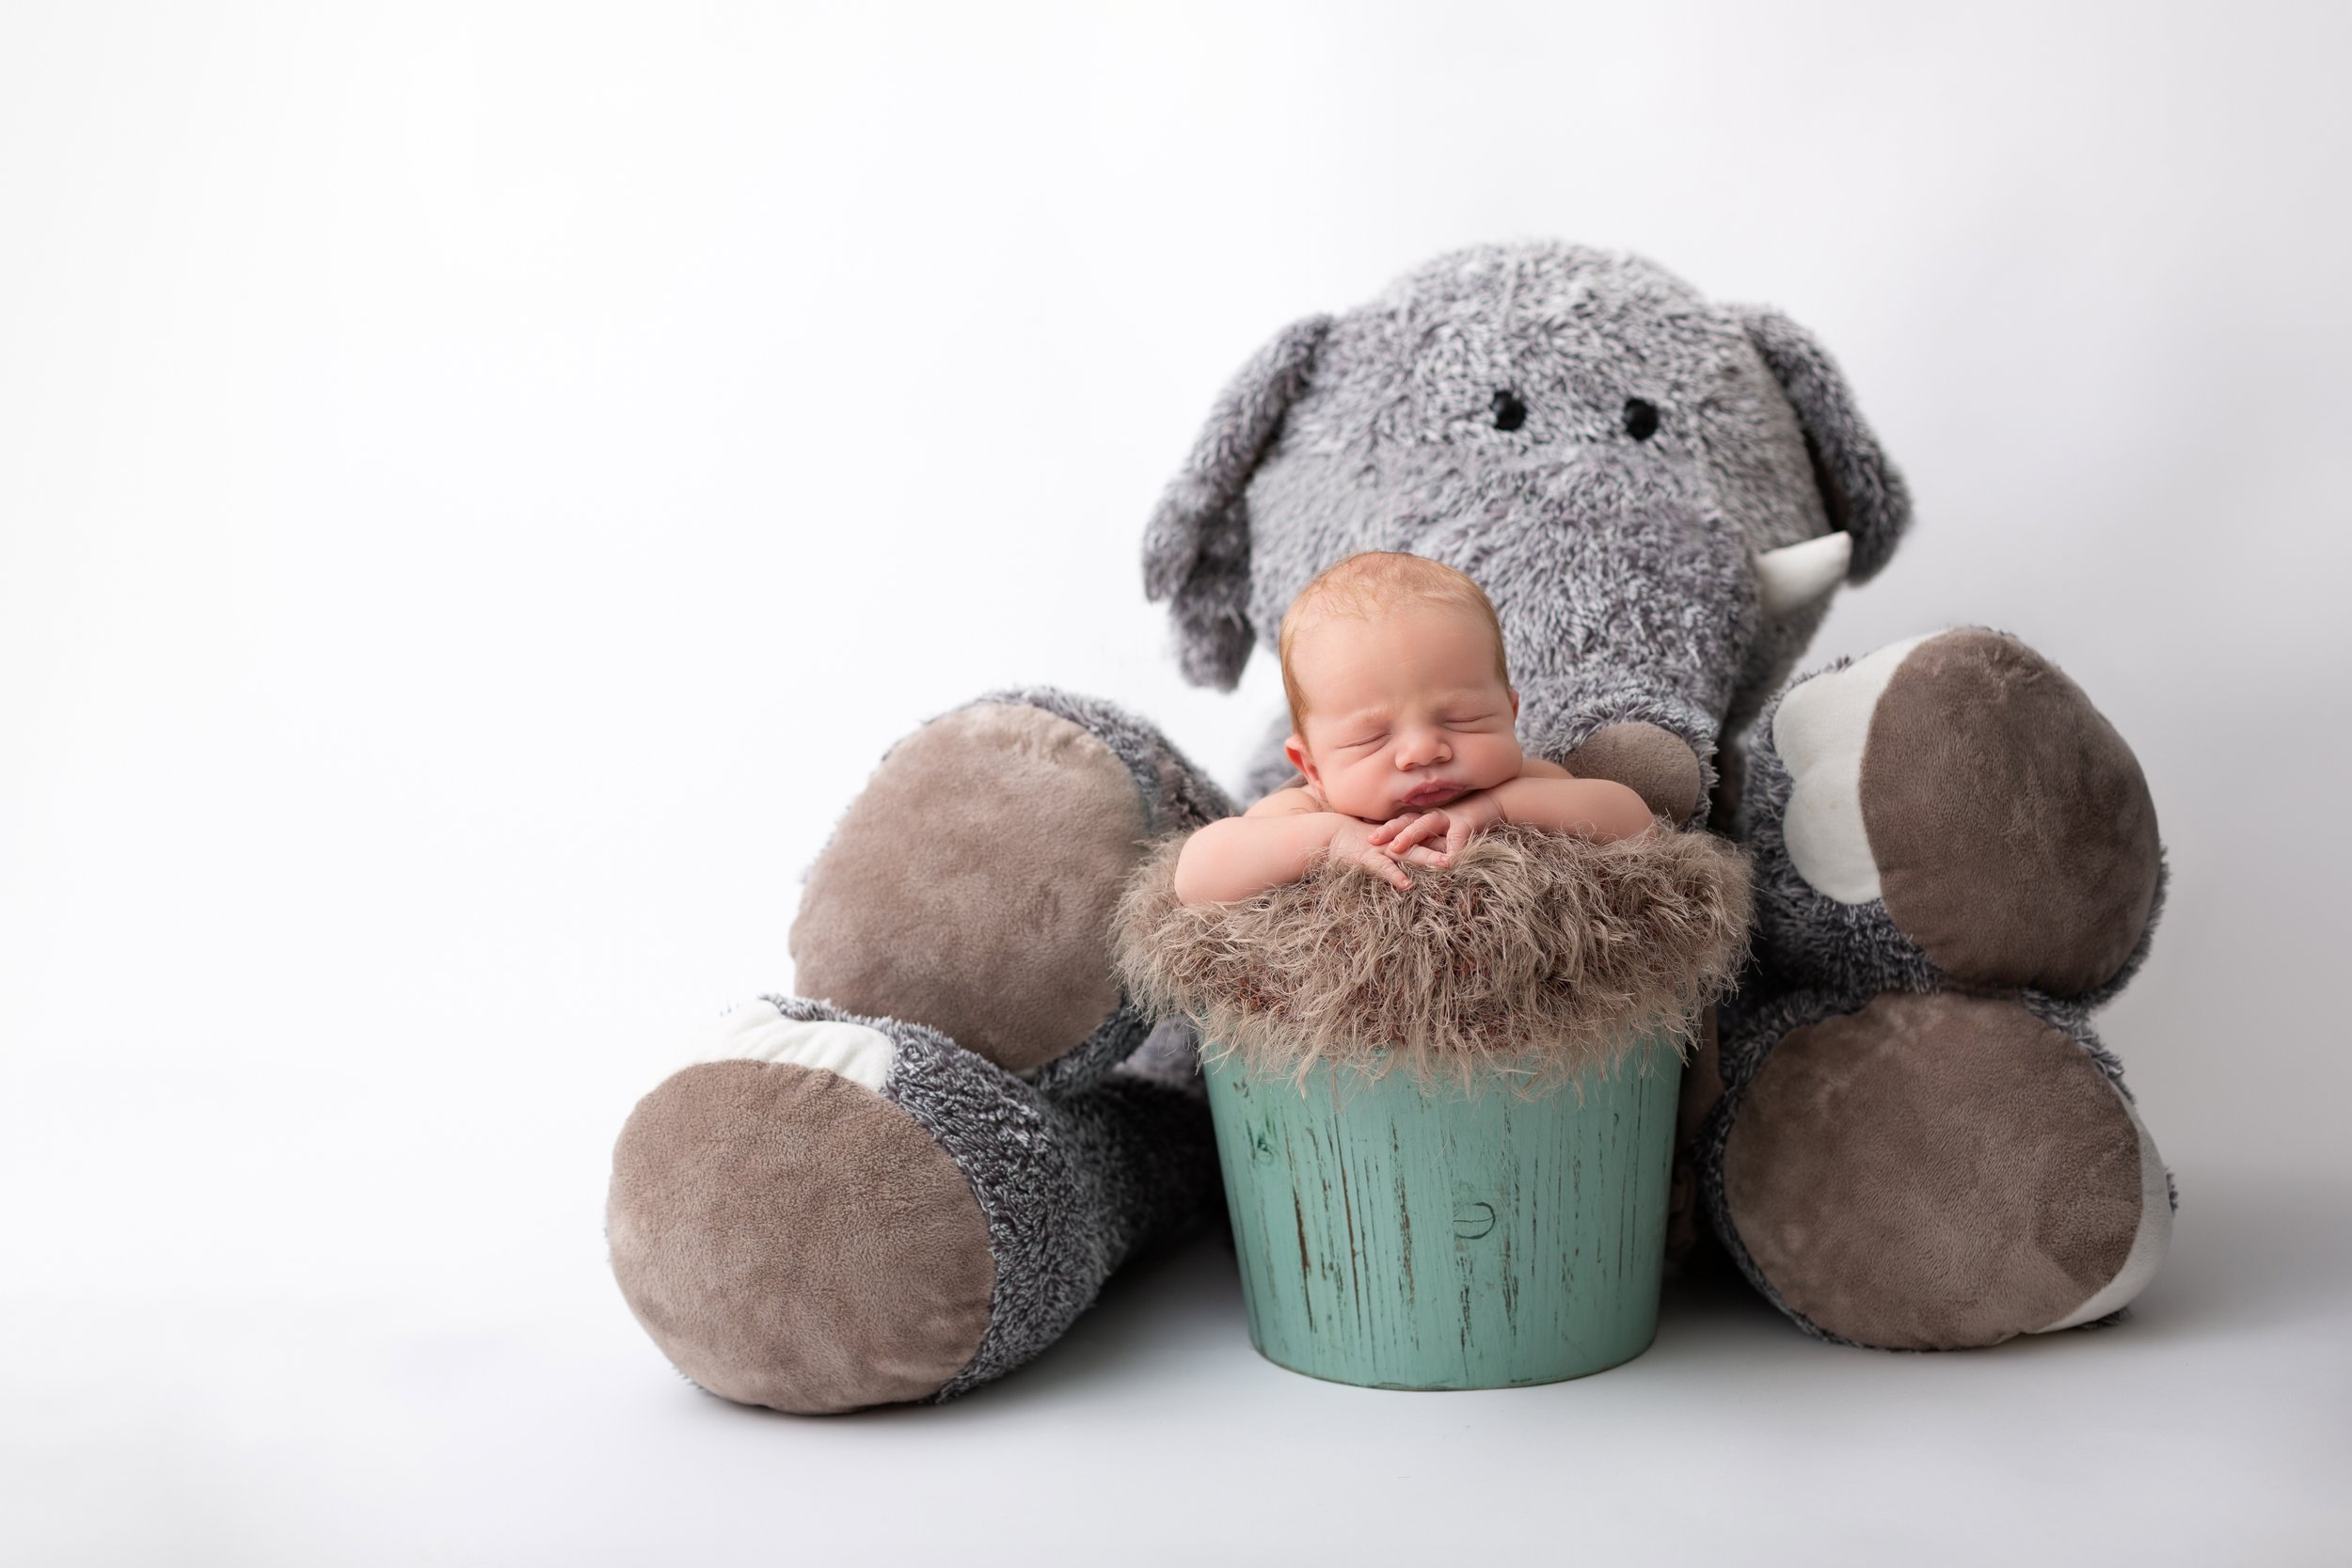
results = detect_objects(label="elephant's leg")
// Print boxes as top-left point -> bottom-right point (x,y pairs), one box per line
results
1707,630 -> 2176,1346
1514,669 -> 1726,826
608,997 -> 1220,1413
790,689 -> 1233,1094
1740,627 -> 2164,1006
1561,721 -> 1706,827
1707,989 -> 2172,1348
610,690 -> 1233,1411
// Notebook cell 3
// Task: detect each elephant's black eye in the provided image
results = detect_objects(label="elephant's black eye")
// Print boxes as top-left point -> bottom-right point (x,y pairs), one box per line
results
1491,389 -> 1528,432
1623,398 -> 1660,440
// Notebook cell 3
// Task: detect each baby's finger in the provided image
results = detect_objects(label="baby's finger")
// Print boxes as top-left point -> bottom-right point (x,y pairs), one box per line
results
1360,848 -> 1412,890
1369,813 -> 1417,847
1399,845 -> 1449,868
1446,818 -> 1473,858
1391,813 -> 1445,855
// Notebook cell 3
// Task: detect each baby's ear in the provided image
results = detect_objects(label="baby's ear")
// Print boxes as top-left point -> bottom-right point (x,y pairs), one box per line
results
1142,314 -> 1331,689
1283,734 -> 1313,779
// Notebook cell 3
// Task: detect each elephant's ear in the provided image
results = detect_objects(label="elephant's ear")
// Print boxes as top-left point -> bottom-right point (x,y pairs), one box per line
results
1141,314 -> 1331,689
1730,305 -> 1913,584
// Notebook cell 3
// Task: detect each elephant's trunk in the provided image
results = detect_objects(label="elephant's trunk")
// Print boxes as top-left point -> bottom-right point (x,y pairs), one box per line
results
1515,666 -> 1720,768
1406,453 -> 1756,771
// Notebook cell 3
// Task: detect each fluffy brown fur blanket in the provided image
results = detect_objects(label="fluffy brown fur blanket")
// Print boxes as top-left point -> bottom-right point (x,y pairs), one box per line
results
1112,823 -> 1751,1095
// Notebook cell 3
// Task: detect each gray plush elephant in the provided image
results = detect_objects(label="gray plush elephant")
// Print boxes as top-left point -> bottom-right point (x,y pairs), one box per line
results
607,243 -> 2173,1411
1144,245 -> 1902,823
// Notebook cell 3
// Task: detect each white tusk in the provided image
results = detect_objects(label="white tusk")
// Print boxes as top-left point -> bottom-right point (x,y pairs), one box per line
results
1756,531 -> 1852,620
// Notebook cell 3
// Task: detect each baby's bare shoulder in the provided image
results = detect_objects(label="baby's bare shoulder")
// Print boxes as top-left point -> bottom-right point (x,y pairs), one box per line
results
1244,785 -> 1325,818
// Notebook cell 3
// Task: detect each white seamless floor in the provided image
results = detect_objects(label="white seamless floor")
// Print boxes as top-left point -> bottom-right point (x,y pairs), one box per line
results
8,1165 -> 2349,1567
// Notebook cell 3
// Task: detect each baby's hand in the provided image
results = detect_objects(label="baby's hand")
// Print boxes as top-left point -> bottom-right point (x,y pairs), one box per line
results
1327,817 -> 1447,891
1371,792 -> 1507,863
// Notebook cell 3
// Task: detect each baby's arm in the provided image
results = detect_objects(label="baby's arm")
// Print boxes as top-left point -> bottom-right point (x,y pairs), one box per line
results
1378,759 -> 1656,862
1174,789 -> 1444,906
1486,770 -> 1657,844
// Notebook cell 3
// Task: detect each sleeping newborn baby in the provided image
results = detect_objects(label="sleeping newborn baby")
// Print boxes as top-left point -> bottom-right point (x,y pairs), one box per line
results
1173,551 -> 1656,906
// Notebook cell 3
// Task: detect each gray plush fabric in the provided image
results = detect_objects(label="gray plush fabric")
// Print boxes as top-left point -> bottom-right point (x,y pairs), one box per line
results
612,239 -> 2182,1404
1702,986 -> 1852,1338
1709,981 -> 2141,1179
1144,243 -> 1914,795
1142,316 -> 1331,690
882,1031 -> 1222,1403
607,1055 -> 995,1414
1704,632 -> 2177,1345
1703,985 -> 2165,1349
1556,721 -> 1706,825
1732,636 -> 2169,1010
1712,989 -> 2153,1350
755,995 -> 1221,1404
1728,305 -> 1911,581
1019,1005 -> 1157,1100
790,702 -> 1145,1076
798,688 -> 1237,1099
1859,629 -> 2165,1000
1733,661 -> 1953,1008
1113,1017 -> 1209,1095
976,686 -> 1237,841
803,688 -> 1235,888
980,688 -> 1238,1096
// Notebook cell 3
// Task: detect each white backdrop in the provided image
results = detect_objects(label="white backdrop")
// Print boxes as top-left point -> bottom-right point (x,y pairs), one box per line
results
6,3 -> 2349,1563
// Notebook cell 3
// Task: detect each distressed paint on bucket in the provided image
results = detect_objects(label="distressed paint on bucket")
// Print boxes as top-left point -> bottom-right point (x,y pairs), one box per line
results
1203,1035 -> 1683,1390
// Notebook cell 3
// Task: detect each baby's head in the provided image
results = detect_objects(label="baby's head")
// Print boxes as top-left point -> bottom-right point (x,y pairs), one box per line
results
1279,552 -> 1524,821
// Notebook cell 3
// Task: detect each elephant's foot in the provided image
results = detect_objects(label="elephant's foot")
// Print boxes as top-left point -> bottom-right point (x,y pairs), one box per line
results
607,1009 -> 993,1413
607,997 -> 1219,1413
1511,669 -> 1723,827
790,690 -> 1233,1093
1710,990 -> 2172,1350
1743,627 -> 2164,1004
1563,721 -> 1705,826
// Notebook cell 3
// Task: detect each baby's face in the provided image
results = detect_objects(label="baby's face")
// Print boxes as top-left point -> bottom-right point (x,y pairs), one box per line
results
1285,600 -> 1523,821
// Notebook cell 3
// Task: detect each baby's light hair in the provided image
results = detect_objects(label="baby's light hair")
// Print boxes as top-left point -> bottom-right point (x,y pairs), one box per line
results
1279,552 -> 1511,736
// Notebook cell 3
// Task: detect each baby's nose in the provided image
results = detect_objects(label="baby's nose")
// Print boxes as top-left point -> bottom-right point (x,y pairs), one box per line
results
1397,729 -> 1451,766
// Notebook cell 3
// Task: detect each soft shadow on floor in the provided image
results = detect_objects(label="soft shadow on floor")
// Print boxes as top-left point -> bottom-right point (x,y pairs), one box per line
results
1653,1248 -> 1797,1346
717,1164 -> 2348,1425
2106,1165 -> 2352,1338
943,1226 -> 1249,1412
915,1223 -> 1814,1414
763,1224 -> 1248,1425
1657,1164 -> 2352,1365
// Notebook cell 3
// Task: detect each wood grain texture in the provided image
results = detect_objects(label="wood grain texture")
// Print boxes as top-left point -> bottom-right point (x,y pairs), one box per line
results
1205,1037 -> 1682,1389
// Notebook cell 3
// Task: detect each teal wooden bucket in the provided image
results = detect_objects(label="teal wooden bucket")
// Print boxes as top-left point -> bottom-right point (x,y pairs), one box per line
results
1203,1034 -> 1683,1390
